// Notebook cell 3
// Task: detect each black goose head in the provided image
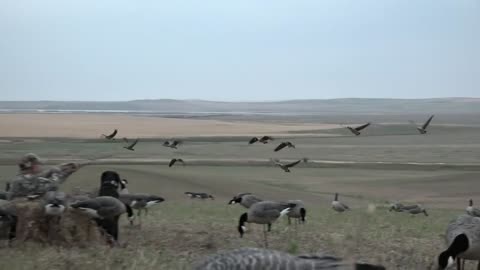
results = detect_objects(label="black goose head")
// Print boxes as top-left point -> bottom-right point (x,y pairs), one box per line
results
238,213 -> 248,238
437,234 -> 469,269
101,171 -> 121,186
228,196 -> 242,205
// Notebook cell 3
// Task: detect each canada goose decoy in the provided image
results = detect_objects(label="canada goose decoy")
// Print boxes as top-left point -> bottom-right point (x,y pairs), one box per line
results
97,171 -> 135,224
286,200 -> 307,225
185,192 -> 214,200
163,140 -> 182,149
228,193 -> 263,208
238,201 -> 295,248
249,136 -> 273,144
411,115 -> 434,134
193,247 -> 386,270
70,196 -> 128,241
102,129 -> 118,140
272,158 -> 307,173
43,191 -> 67,217
346,123 -> 371,136
119,193 -> 165,219
123,138 -> 139,151
466,199 -> 480,218
436,215 -> 480,270
405,205 -> 428,216
331,193 -> 350,212
274,141 -> 295,152
169,158 -> 185,167
119,179 -> 129,194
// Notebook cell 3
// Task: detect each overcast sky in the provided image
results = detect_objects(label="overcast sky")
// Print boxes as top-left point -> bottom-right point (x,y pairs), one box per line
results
0,0 -> 478,101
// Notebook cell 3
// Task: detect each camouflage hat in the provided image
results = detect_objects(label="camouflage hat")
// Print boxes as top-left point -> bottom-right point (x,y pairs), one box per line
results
18,153 -> 43,170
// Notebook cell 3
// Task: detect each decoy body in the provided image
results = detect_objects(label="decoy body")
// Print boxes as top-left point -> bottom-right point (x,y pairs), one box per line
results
287,200 -> 307,225
332,193 -> 350,213
346,123 -> 370,136
192,248 -> 386,270
436,215 -> 480,269
120,193 -> 165,218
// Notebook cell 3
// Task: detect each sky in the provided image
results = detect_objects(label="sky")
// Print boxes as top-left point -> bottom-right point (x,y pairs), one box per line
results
0,0 -> 479,101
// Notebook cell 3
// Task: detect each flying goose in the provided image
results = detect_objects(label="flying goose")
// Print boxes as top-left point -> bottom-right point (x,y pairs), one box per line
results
119,193 -> 165,220
411,115 -> 434,134
466,199 -> 480,218
169,158 -> 185,167
286,200 -> 307,225
102,129 -> 118,140
228,193 -> 263,209
249,136 -> 273,144
123,138 -> 139,151
238,201 -> 295,247
185,192 -> 214,200
331,193 -> 350,213
274,141 -> 295,152
70,196 -> 128,241
163,140 -> 181,149
346,123 -> 371,136
436,215 -> 480,270
193,247 -> 386,270
272,158 -> 307,173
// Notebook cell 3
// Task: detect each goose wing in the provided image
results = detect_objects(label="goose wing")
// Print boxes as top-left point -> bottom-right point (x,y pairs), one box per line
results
285,159 -> 302,168
169,159 -> 177,167
128,139 -> 139,148
105,129 -> 117,139
354,123 -> 370,131
177,158 -> 185,165
422,115 -> 434,130
248,137 -> 258,144
171,140 -> 181,147
274,142 -> 287,152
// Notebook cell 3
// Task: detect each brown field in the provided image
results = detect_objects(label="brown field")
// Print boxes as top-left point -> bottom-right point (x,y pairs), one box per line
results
0,113 -> 480,269
0,114 -> 339,138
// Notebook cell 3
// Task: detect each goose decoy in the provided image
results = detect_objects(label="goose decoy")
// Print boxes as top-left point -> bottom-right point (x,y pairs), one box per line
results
43,191 -> 67,217
123,138 -> 139,151
405,205 -> 428,216
466,199 -> 480,217
185,192 -> 214,200
346,122 -> 370,136
163,140 -> 181,149
70,196 -> 128,241
286,200 -> 307,225
119,179 -> 129,194
119,193 -> 165,219
193,247 -> 386,270
238,201 -> 294,247
274,141 -> 295,152
436,215 -> 480,270
228,193 -> 263,208
102,129 -> 118,140
169,158 -> 185,167
272,158 -> 306,173
331,193 -> 350,213
411,115 -> 434,134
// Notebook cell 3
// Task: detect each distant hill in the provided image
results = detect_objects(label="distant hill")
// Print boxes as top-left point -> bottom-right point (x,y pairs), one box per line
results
0,98 -> 479,114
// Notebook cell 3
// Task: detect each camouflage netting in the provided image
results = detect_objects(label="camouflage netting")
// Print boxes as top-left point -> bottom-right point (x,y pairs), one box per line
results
11,199 -> 107,247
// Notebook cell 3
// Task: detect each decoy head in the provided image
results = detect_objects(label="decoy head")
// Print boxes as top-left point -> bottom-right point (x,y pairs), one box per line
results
228,196 -> 242,205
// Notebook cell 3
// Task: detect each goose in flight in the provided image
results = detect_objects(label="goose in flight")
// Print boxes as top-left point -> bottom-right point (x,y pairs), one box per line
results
123,138 -> 139,151
169,158 -> 185,167
346,123 -> 370,136
274,141 -> 295,152
271,158 -> 307,172
102,129 -> 118,140
249,136 -> 274,144
410,115 -> 434,134
163,140 -> 182,149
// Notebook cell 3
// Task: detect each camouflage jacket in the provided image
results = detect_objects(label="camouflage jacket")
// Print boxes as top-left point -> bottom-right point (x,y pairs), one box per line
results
8,163 -> 78,200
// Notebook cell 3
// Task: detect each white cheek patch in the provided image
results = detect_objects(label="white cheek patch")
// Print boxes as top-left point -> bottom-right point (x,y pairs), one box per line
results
241,226 -> 247,232
447,256 -> 455,267
131,200 -> 138,207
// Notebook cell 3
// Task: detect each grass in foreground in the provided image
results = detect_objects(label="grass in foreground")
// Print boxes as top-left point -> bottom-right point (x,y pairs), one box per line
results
0,201 -> 470,270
